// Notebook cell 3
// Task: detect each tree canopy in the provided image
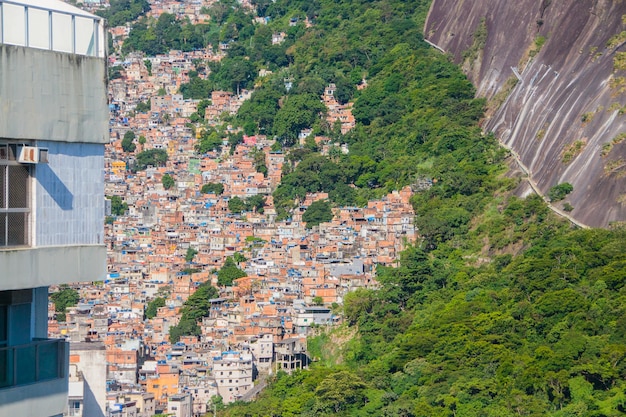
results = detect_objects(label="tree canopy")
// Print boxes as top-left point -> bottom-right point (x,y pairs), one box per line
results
108,195 -> 128,216
217,257 -> 247,286
134,149 -> 168,171
169,281 -> 218,343
50,286 -> 79,322
121,131 -> 136,153
302,200 -> 333,228
201,183 -> 225,195
161,174 -> 175,190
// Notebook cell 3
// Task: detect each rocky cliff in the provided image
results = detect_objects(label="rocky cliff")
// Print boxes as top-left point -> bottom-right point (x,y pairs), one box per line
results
425,0 -> 626,227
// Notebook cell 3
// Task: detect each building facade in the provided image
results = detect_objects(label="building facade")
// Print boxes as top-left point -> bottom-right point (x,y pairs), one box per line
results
0,0 -> 107,415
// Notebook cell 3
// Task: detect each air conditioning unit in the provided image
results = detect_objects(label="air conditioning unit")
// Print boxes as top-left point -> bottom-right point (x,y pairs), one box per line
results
17,146 -> 48,164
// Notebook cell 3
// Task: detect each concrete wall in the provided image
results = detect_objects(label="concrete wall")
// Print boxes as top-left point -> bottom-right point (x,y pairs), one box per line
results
0,245 -> 106,290
35,141 -> 105,246
0,44 -> 108,144
71,343 -> 108,417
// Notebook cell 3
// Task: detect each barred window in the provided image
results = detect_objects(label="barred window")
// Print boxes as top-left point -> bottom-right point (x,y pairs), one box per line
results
0,163 -> 30,247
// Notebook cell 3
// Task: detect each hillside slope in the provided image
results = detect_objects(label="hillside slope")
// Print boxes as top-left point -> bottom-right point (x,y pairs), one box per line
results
425,0 -> 626,227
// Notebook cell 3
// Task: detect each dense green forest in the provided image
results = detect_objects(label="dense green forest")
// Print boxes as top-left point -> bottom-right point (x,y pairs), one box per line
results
104,0 -> 626,414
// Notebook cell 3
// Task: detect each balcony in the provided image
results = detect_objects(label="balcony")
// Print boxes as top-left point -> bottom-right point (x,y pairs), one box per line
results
0,0 -> 105,58
0,338 -> 69,416
0,338 -> 67,388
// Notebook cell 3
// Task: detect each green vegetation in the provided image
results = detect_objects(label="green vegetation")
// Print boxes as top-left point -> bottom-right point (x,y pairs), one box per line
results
169,281 -> 218,343
50,286 -> 79,322
195,127 -> 224,154
548,182 -> 574,201
581,112 -> 595,124
121,131 -> 136,153
133,149 -> 168,171
604,158 -> 626,176
227,195 -> 266,214
225,213 -> 626,416
185,247 -> 198,263
273,94 -> 327,147
95,0 -> 149,28
135,99 -> 151,113
233,252 -> 247,263
251,147 -> 268,177
121,12 -> 213,55
201,182 -> 225,195
107,195 -> 128,216
161,173 -> 175,190
462,17 -> 488,63
601,133 -> 626,157
108,65 -> 123,80
216,0 -> 626,416
227,197 -> 247,214
145,297 -> 166,319
302,200 -> 333,228
98,0 -> 626,414
529,35 -> 547,58
217,257 -> 247,287
561,140 -> 586,164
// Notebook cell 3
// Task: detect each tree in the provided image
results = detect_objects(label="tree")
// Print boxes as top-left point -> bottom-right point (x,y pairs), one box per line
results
145,297 -> 166,319
162,173 -> 175,190
312,296 -> 324,306
236,86 -> 283,134
196,129 -> 224,154
95,0 -> 150,27
233,252 -> 247,263
108,195 -> 128,216
548,182 -> 574,202
121,131 -> 136,153
144,59 -> 152,76
245,195 -> 266,213
169,281 -> 218,343
217,257 -> 247,286
210,57 -> 256,94
136,99 -> 151,113
185,247 -> 198,263
228,196 -> 247,213
134,149 -> 168,170
314,371 -> 367,413
201,183 -> 225,194
302,200 -> 333,228
273,94 -> 327,147
108,65 -> 124,80
179,74 -> 213,99
50,286 -> 79,322
251,147 -> 268,177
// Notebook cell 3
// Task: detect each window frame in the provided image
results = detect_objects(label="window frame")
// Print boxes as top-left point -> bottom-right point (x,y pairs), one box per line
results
0,156 -> 32,248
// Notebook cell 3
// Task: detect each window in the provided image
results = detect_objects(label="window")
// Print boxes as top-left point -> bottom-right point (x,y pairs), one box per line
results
0,153 -> 30,247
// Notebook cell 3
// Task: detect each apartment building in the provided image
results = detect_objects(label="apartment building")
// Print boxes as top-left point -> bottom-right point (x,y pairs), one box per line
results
213,351 -> 254,404
0,0 -> 107,415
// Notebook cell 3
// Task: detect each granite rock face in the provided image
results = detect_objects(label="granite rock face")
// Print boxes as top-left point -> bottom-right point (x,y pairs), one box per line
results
425,0 -> 626,227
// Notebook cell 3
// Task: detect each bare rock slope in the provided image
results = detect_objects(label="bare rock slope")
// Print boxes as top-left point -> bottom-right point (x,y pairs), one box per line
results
425,0 -> 626,227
